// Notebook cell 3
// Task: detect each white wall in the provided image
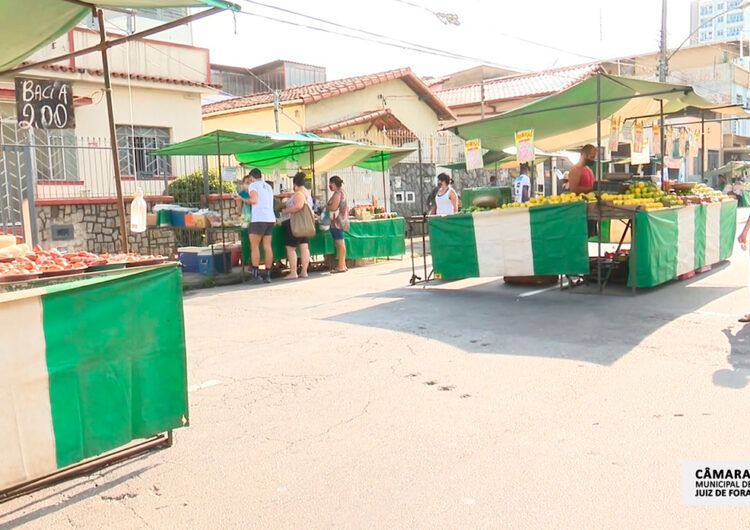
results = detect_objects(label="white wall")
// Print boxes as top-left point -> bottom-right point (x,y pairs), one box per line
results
305,79 -> 441,136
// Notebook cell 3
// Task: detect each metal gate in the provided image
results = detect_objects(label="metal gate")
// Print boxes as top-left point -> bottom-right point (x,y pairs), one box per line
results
0,145 -> 36,243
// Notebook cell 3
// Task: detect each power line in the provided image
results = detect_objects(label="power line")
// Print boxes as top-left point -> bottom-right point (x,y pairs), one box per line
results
234,0 -> 529,72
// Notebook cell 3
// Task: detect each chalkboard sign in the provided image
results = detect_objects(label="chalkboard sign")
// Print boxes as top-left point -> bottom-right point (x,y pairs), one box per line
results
14,77 -> 75,129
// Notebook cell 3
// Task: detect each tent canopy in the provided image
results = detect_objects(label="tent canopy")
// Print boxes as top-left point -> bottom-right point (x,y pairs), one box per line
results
707,160 -> 750,178
0,0 -> 235,72
452,74 -> 747,153
152,130 -> 416,172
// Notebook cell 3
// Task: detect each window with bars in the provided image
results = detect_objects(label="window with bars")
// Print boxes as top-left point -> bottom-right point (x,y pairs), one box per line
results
116,125 -> 171,178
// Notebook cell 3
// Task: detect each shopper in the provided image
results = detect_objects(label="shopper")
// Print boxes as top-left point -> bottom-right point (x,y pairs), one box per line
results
247,167 -> 275,283
567,144 -> 596,194
514,163 -> 531,203
431,173 -> 458,215
280,172 -> 313,280
235,174 -> 252,222
327,175 -> 349,273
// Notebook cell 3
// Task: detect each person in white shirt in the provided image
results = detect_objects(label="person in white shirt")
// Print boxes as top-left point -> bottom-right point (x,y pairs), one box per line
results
514,163 -> 531,203
247,167 -> 275,283
430,173 -> 458,215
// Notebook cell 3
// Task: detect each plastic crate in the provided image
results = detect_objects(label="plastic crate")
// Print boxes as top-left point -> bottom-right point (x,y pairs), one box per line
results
171,209 -> 187,227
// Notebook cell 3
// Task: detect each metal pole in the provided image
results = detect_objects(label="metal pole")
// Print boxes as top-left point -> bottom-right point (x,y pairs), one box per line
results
701,111 -> 706,181
596,73 -> 602,293
96,8 -> 129,253
380,151 -> 388,212
309,143 -> 316,201
216,136 -> 225,251
660,99 -> 666,184
202,156 -> 210,207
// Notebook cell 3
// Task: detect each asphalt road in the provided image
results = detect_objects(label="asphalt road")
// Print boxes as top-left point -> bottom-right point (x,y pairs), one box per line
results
3,214 -> 750,529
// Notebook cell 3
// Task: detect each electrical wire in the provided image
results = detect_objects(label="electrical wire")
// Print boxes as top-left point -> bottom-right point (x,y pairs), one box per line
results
234,2 -> 529,72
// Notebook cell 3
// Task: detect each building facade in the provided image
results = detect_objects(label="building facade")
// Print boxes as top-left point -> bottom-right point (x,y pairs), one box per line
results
210,60 -> 327,98
690,0 -> 748,45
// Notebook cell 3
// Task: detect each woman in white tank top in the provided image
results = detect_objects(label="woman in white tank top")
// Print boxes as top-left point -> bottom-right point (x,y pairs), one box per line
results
431,173 -> 458,215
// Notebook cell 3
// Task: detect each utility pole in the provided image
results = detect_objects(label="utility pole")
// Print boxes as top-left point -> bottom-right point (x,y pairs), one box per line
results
658,0 -> 668,82
273,90 -> 280,132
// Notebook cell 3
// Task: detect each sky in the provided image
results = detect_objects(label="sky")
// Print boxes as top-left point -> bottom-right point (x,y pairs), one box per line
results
192,0 -> 693,84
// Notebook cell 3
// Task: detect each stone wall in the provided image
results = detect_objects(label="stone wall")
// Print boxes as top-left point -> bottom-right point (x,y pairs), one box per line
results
36,199 -> 176,256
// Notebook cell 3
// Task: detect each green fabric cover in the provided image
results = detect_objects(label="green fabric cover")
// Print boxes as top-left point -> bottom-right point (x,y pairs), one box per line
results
720,200 -> 737,261
428,213 -> 480,279
631,209 -> 678,288
529,202 -> 589,275
241,218 -> 405,262
42,265 -> 188,467
741,190 -> 750,207
461,187 -> 513,209
0,1 -> 234,72
630,201 -> 737,287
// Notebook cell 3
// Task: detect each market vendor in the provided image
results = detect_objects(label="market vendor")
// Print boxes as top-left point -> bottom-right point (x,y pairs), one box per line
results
514,163 -> 531,203
567,144 -> 596,194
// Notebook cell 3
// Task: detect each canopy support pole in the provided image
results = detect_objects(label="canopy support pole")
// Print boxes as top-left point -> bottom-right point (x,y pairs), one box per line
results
701,111 -> 706,182
380,151 -> 388,212
596,73 -> 602,293
217,135 -> 225,249
96,8 -> 128,253
309,143 -> 316,201
660,100 -> 666,184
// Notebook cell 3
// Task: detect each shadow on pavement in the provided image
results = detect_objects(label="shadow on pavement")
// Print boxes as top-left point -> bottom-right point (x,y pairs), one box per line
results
715,326 -> 750,389
0,463 -> 155,528
325,273 -> 738,366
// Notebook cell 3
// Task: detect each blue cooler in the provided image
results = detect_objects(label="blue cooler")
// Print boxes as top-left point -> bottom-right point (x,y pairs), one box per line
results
198,250 -> 232,275
178,246 -> 207,273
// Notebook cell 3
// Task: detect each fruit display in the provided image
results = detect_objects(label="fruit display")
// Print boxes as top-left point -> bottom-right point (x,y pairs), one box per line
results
0,247 -> 167,282
600,181 -> 683,211
676,183 -> 735,202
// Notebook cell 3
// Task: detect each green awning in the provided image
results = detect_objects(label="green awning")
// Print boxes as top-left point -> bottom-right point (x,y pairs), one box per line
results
152,130 -> 416,172
0,1 -> 236,72
452,74 -> 747,153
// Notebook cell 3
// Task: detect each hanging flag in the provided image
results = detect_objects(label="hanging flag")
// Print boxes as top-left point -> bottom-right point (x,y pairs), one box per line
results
633,121 -> 644,152
608,117 -> 620,151
514,129 -> 535,164
652,123 -> 661,154
679,128 -> 686,157
631,136 -> 650,165
464,139 -> 484,170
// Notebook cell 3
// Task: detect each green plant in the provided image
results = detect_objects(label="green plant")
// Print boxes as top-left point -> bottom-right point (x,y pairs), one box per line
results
168,169 -> 235,207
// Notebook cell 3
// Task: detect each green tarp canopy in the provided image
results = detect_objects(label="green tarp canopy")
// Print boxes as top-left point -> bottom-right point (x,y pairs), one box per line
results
706,160 -> 750,178
0,1 -> 236,72
452,74 -> 746,153
152,130 -> 415,172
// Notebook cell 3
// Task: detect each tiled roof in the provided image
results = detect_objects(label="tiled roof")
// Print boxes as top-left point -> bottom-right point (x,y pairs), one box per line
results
23,63 -> 218,90
434,63 -> 604,108
201,67 -> 455,120
307,109 -> 417,144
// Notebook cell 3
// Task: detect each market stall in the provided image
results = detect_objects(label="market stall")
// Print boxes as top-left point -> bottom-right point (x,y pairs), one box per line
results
444,73 -> 746,292
0,263 -> 188,493
460,187 -> 513,209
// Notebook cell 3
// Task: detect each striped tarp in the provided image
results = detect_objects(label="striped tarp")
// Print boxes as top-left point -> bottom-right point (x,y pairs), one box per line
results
0,265 -> 188,490
631,201 -> 737,287
429,202 -> 589,279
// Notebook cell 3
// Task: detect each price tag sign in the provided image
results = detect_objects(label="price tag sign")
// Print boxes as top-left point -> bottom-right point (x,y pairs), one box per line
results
15,77 -> 75,129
